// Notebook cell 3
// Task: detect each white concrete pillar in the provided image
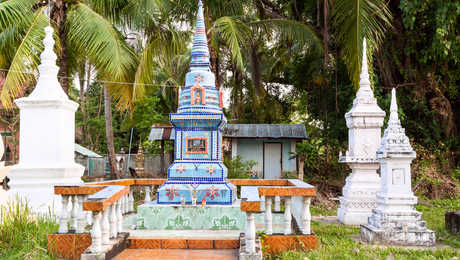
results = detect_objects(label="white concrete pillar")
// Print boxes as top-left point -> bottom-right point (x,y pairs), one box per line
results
110,204 -> 118,238
284,197 -> 292,235
58,195 -> 69,233
144,186 -> 151,202
301,197 -> 311,234
274,196 -> 281,212
77,195 -> 85,233
264,196 -> 273,235
245,212 -> 255,253
70,195 -> 78,232
116,200 -> 123,232
90,211 -> 102,253
128,190 -> 134,212
101,208 -> 110,244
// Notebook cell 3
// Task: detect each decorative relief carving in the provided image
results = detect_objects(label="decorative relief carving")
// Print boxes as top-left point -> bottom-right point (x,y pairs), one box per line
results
392,168 -> 405,185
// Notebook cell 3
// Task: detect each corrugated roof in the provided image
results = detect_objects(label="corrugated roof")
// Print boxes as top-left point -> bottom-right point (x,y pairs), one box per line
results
222,124 -> 307,139
148,124 -> 307,140
75,144 -> 102,158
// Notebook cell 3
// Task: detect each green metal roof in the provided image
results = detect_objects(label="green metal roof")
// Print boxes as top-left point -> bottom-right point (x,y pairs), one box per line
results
75,144 -> 102,158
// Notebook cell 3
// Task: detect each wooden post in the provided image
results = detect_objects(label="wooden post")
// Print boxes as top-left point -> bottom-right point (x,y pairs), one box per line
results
298,156 -> 305,180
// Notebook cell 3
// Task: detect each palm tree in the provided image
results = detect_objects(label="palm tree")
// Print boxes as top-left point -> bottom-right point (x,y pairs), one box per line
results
0,0 -> 137,179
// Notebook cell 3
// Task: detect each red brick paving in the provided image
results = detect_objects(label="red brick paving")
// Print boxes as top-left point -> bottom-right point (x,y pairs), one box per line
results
113,249 -> 239,260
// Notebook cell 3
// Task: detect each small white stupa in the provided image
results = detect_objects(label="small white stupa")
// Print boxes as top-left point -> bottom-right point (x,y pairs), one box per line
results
337,39 -> 386,225
7,25 -> 84,214
361,88 -> 435,246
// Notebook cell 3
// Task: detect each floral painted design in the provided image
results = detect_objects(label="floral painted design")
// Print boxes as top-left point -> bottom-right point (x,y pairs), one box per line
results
165,185 -> 179,200
206,166 -> 216,176
176,165 -> 186,174
205,185 -> 220,200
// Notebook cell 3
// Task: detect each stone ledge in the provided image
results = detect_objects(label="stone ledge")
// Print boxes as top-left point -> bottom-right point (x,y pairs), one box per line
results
360,224 -> 435,246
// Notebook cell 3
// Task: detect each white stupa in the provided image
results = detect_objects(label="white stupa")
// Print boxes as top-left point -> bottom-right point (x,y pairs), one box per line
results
361,88 -> 435,245
7,25 -> 84,215
337,39 -> 386,225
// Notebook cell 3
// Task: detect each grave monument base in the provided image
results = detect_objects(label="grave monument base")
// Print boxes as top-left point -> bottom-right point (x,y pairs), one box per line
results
7,164 -> 84,214
137,199 -> 246,230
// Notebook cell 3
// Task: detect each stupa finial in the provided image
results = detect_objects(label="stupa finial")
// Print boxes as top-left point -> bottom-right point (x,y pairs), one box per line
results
388,88 -> 400,125
28,25 -> 67,100
377,88 -> 415,157
190,0 -> 210,71
356,38 -> 373,99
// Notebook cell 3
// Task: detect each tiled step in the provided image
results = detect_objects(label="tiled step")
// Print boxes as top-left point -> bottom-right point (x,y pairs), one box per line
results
114,249 -> 239,260
127,237 -> 240,249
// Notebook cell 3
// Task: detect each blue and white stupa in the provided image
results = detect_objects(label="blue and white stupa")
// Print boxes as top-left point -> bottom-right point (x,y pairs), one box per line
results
157,0 -> 236,205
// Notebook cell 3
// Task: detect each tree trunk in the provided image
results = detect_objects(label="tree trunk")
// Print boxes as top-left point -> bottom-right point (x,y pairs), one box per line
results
51,0 -> 70,93
104,86 -> 120,179
78,62 -> 87,144
323,0 -> 329,68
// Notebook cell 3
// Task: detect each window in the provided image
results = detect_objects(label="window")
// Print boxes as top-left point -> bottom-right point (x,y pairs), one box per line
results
186,137 -> 208,154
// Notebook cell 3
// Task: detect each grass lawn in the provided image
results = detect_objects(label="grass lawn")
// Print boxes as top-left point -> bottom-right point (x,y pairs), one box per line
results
265,199 -> 460,259
0,198 -> 458,259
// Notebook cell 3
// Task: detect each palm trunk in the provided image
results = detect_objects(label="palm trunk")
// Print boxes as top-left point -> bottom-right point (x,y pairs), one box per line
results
78,62 -> 87,144
104,86 -> 120,179
52,0 -> 70,93
323,0 -> 329,67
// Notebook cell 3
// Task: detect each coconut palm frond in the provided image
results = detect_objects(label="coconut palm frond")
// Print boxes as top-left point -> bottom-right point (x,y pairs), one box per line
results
250,19 -> 321,50
1,8 -> 48,109
212,16 -> 250,71
332,0 -> 392,89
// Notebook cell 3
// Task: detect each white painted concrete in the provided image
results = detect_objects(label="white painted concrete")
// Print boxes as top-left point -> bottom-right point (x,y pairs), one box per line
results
337,39 -> 386,225
7,26 -> 83,215
361,89 -> 435,246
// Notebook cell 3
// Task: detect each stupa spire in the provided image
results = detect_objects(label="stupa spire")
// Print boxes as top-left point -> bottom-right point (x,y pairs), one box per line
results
377,88 -> 415,156
388,88 -> 400,125
190,0 -> 211,72
356,38 -> 374,99
29,25 -> 67,100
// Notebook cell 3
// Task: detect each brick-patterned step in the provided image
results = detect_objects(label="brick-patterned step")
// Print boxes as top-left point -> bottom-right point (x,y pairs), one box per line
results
127,237 -> 239,249
114,249 -> 239,260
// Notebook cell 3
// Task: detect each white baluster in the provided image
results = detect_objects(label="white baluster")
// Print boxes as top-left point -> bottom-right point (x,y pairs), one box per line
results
264,196 -> 273,235
70,195 -> 78,231
101,208 -> 110,244
59,195 -> 69,233
128,190 -> 134,212
110,204 -> 118,238
124,194 -> 129,213
260,196 -> 265,212
144,186 -> 151,202
274,196 -> 281,212
283,197 -> 292,235
90,211 -> 102,253
301,197 -> 312,234
116,199 -> 123,232
87,211 -> 93,226
77,195 -> 85,233
245,212 -> 256,253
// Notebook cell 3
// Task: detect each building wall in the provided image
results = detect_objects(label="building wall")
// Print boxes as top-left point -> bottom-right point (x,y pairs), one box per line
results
235,139 -> 297,178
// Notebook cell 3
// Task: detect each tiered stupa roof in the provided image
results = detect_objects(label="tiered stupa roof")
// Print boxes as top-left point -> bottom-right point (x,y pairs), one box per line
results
377,88 -> 416,158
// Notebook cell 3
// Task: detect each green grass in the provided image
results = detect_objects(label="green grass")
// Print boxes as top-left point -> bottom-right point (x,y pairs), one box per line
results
0,199 -> 58,260
265,199 -> 460,259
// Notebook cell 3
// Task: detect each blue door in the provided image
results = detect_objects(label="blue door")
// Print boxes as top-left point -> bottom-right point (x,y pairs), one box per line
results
264,143 -> 282,179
